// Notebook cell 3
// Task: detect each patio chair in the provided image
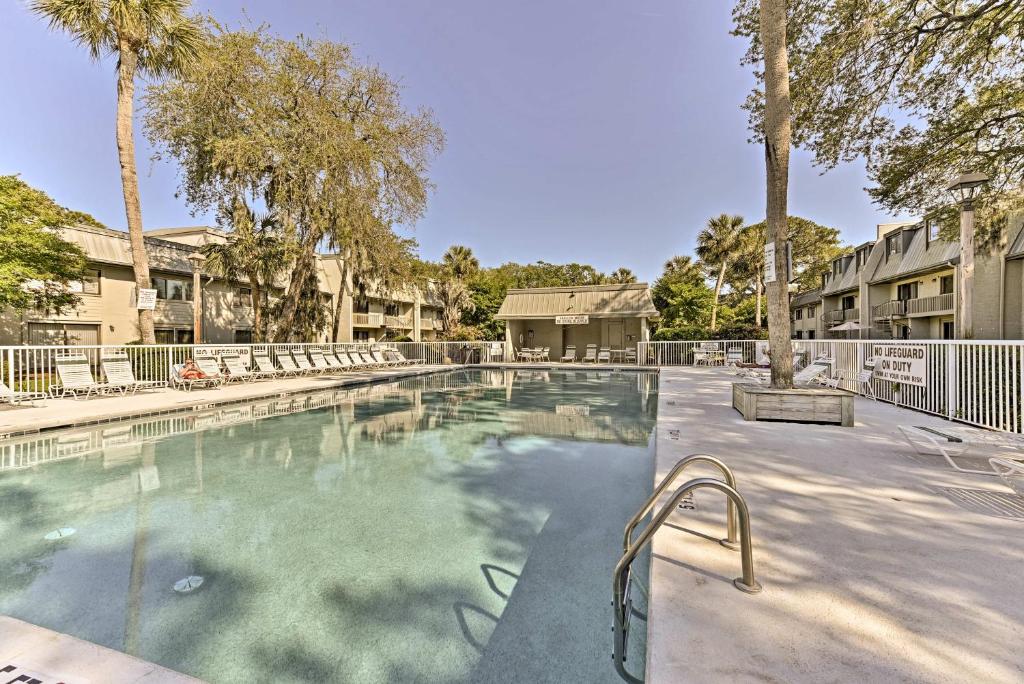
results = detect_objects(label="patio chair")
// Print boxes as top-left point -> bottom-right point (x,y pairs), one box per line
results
194,356 -> 226,385
896,425 -> 1024,477
693,349 -> 711,366
308,350 -> 335,373
726,348 -> 744,366
560,345 -> 577,362
370,350 -> 401,367
582,345 -> 598,363
100,351 -> 163,394
290,350 -> 321,375
597,348 -> 611,364
624,348 -> 637,364
52,354 -> 115,399
321,351 -> 346,371
0,379 -> 47,406
222,353 -> 271,382
989,456 -> 1024,497
387,349 -> 422,366
826,368 -> 876,399
170,363 -> 221,391
253,352 -> 292,378
538,347 -> 551,362
358,351 -> 384,368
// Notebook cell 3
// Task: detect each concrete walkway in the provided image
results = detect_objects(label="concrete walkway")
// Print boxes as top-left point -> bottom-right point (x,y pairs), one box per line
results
647,367 -> 1024,683
0,365 -> 454,435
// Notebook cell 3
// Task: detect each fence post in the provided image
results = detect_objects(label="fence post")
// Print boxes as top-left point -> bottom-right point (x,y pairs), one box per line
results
5,347 -> 13,392
946,344 -> 957,420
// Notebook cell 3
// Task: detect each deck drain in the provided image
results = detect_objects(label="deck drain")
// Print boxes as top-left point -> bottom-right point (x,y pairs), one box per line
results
173,575 -> 205,593
44,528 -> 76,541
667,429 -> 680,440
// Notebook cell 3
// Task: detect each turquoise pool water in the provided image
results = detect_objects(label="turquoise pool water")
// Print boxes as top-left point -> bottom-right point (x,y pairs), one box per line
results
0,369 -> 657,683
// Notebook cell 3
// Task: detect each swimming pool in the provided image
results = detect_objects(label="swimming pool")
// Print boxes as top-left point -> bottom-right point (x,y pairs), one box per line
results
0,369 -> 657,682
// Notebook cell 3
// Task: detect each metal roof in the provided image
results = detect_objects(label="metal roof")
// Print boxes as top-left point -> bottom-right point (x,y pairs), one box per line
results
1007,219 -> 1024,260
62,224 -> 198,275
866,224 -> 959,283
495,283 -> 659,319
790,290 -> 821,308
821,254 -> 860,296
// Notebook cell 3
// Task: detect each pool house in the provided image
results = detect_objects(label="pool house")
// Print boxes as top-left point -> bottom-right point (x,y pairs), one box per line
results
495,283 -> 659,361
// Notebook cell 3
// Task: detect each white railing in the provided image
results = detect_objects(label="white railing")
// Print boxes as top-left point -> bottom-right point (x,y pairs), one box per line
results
0,341 -> 510,396
638,339 -> 1024,433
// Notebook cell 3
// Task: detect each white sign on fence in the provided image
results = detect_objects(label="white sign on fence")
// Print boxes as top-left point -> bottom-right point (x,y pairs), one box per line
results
136,288 -> 158,310
555,315 -> 589,325
196,346 -> 252,367
872,344 -> 928,387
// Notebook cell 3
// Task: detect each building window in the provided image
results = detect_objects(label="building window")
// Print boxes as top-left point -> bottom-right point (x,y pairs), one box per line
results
384,302 -> 401,316
940,275 -> 954,295
70,269 -> 101,295
841,295 -> 855,310
234,329 -> 253,344
942,320 -> 955,339
886,234 -> 901,259
795,309 -> 803,320
808,305 -> 816,318
152,276 -> 193,301
233,287 -> 252,308
897,282 -> 918,301
155,328 -> 193,344
353,299 -> 370,314
354,330 -> 370,342
928,218 -> 941,243
795,331 -> 803,339
807,330 -> 816,339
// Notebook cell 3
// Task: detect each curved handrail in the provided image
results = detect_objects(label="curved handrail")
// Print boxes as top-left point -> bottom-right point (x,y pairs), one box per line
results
623,454 -> 739,552
612,478 -> 761,683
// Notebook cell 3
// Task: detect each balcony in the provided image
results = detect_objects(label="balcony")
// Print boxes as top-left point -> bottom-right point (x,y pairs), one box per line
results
352,312 -> 384,327
905,293 -> 954,317
420,318 -> 442,331
385,314 -> 414,329
872,300 -> 905,319
824,308 -> 858,324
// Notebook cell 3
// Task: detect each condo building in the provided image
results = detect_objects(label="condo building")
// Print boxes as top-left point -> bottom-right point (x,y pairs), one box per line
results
790,212 -> 1024,340
0,224 -> 443,346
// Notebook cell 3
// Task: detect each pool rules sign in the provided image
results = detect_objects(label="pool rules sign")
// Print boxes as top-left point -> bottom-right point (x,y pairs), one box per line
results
873,344 -> 928,387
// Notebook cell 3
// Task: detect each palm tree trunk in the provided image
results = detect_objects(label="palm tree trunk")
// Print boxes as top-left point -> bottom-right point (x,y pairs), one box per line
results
246,270 -> 264,342
711,261 -> 727,331
331,258 -> 349,342
760,0 -> 794,388
116,47 -> 155,344
755,277 -> 763,327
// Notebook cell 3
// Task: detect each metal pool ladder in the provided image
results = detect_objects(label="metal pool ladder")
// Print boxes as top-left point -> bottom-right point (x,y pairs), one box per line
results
612,455 -> 762,683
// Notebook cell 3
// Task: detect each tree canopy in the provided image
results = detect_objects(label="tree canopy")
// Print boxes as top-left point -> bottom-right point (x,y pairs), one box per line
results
0,175 -> 92,313
145,24 -> 443,341
733,0 -> 1024,236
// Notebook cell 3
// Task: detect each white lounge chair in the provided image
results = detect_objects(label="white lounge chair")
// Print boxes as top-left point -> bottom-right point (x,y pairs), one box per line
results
560,345 -> 576,363
384,349 -> 417,366
793,358 -> 832,385
101,351 -> 163,394
275,354 -> 304,376
0,379 -> 47,406
321,352 -> 346,371
253,352 -> 292,378
624,348 -> 637,364
582,345 -> 598,363
52,354 -> 115,398
194,356 -> 226,385
370,350 -> 400,367
597,348 -> 611,364
222,353 -> 269,382
898,425 -> 1024,477
170,363 -> 221,391
291,350 -> 320,375
726,348 -> 744,366
308,350 -> 335,373
357,351 -> 381,368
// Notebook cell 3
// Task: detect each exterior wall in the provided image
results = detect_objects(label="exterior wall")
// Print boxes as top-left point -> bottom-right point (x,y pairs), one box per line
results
506,317 -> 643,359
974,244 -> 1005,340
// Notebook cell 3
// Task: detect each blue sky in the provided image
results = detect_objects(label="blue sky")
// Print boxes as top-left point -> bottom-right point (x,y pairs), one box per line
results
1,0 -> 911,282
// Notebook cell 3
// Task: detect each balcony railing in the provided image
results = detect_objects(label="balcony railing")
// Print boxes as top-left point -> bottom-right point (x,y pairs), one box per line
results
872,300 -> 905,318
352,312 -> 384,327
420,318 -> 441,330
385,315 -> 413,329
824,308 -> 858,324
905,293 -> 954,316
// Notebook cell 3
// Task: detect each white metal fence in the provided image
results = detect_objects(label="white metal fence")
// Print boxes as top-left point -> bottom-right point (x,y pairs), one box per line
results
638,339 -> 1024,433
3,339 -> 1021,433
0,341 -> 507,397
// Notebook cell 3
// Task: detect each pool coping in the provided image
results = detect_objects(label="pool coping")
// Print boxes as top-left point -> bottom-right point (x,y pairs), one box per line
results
0,365 -> 462,439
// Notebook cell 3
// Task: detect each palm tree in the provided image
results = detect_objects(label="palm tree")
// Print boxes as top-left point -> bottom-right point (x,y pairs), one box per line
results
735,223 -> 767,327
32,0 -> 204,344
663,255 -> 700,279
442,245 -> 479,281
202,200 -> 289,342
695,214 -> 745,331
608,267 -> 637,284
759,0 -> 795,387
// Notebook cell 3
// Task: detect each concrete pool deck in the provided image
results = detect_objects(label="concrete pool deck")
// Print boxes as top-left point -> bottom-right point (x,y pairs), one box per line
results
0,364 -> 456,435
647,367 -> 1024,683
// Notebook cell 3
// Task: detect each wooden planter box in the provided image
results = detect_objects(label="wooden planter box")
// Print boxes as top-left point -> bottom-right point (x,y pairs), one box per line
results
732,383 -> 853,426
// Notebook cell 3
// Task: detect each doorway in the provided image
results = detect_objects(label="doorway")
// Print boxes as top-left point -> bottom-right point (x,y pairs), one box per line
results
607,320 -> 624,349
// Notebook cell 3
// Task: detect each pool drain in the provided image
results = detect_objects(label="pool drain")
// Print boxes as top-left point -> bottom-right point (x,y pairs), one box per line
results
173,576 -> 205,594
44,528 -> 76,541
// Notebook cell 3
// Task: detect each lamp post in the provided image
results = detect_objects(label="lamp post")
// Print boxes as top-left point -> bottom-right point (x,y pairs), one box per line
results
946,172 -> 989,339
187,252 -> 206,344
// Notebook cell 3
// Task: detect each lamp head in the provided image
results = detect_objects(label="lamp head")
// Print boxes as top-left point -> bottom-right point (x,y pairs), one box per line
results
946,172 -> 989,207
